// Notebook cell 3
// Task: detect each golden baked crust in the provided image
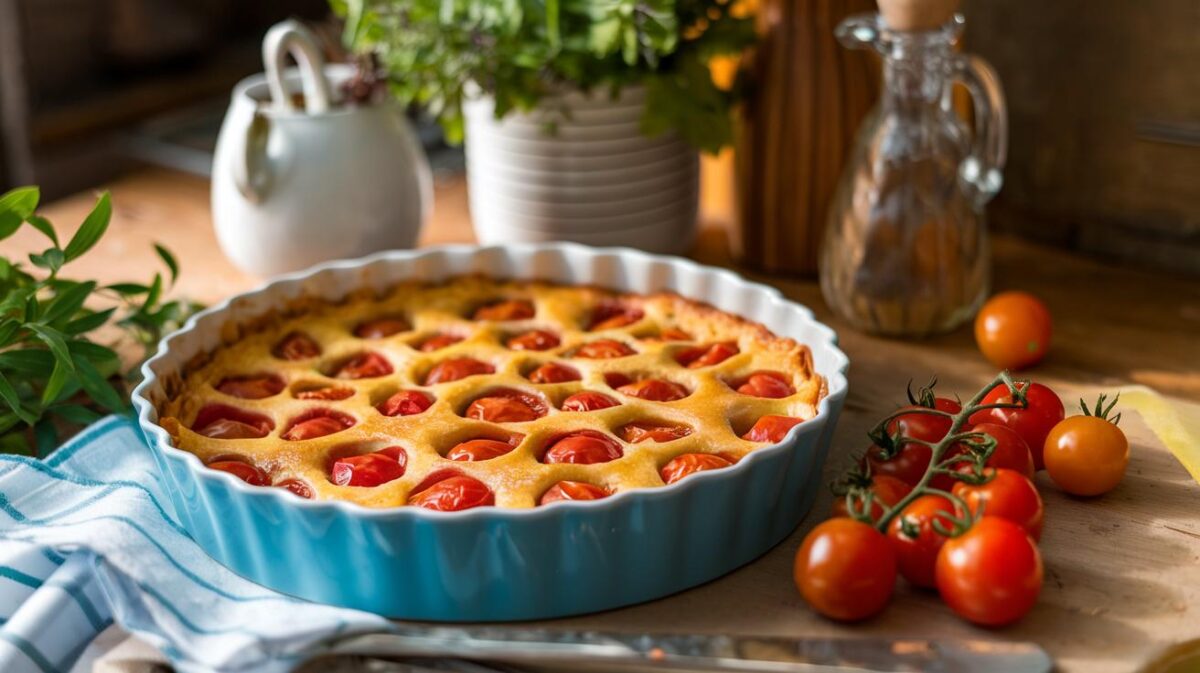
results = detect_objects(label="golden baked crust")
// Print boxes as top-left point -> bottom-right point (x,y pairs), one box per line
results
158,275 -> 825,508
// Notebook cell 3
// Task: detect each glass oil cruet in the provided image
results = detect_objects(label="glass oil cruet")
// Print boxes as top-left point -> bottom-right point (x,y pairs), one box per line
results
819,2 -> 1007,337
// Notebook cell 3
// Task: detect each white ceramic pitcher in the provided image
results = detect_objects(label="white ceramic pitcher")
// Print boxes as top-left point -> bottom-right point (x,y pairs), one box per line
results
212,20 -> 432,277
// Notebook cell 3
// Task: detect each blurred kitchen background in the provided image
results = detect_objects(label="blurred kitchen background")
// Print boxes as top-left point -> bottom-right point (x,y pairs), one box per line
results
0,0 -> 1196,274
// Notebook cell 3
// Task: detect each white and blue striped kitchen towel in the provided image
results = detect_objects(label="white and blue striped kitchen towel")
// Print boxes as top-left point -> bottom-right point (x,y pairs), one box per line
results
0,415 -> 393,673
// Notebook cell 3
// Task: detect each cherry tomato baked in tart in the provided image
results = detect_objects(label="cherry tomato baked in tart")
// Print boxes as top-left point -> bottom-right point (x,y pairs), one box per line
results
157,276 -> 824,510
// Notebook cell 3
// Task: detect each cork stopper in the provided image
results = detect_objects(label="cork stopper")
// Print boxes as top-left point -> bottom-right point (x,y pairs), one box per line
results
877,0 -> 960,31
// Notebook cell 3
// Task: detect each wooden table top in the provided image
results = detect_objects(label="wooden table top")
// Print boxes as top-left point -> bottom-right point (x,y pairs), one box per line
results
14,168 -> 1200,673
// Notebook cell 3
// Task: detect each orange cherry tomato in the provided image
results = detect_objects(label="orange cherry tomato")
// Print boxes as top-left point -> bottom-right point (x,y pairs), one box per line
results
376,390 -> 433,417
974,291 -> 1052,371
354,317 -> 410,339
424,357 -> 495,384
617,379 -> 689,402
473,299 -> 535,321
794,518 -> 897,621
741,415 -> 804,443
334,352 -> 393,379
539,481 -> 610,505
418,333 -> 463,352
207,460 -> 270,486
970,382 -> 1064,469
526,362 -> 581,384
332,447 -> 408,487
936,516 -> 1042,626
588,303 -> 644,331
560,391 -> 620,412
659,453 -> 734,484
192,405 -> 273,439
573,339 -> 636,359
618,422 -> 692,443
464,390 -> 545,422
735,371 -> 794,398
886,494 -> 957,588
281,411 -> 354,441
830,475 -> 911,520
506,329 -> 561,351
446,439 -> 516,462
216,375 -> 285,400
295,386 -> 355,401
954,422 -> 1035,479
272,331 -> 321,360
276,478 -> 313,499
675,342 -> 739,368
953,468 -> 1044,540
1043,415 -> 1129,496
408,474 -> 495,511
542,431 -> 624,465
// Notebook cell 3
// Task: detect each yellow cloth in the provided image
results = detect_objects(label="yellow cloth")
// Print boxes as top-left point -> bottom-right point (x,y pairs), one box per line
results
1119,386 -> 1200,484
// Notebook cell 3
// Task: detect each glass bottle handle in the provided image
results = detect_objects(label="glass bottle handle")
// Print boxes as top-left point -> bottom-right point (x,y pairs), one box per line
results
953,54 -> 1008,206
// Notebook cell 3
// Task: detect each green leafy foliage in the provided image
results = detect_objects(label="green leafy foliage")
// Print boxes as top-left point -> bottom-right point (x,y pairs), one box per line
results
0,187 -> 202,456
332,0 -> 756,153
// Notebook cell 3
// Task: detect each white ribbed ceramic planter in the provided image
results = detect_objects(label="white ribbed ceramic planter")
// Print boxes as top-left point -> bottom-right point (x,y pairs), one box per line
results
463,86 -> 699,254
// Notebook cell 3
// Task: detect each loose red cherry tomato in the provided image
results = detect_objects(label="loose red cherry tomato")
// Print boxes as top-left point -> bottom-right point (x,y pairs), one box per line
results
446,439 -> 516,462
424,357 -> 495,384
464,390 -> 545,422
418,333 -> 463,352
560,391 -> 620,412
207,460 -> 270,485
588,303 -> 644,331
735,371 -> 794,398
830,475 -> 911,520
970,382 -> 1064,469
542,431 -> 624,465
886,494 -> 957,588
506,329 -> 560,351
376,390 -> 433,417
617,379 -> 689,402
741,415 -> 804,443
277,478 -> 313,498
408,474 -> 495,511
1043,414 -> 1128,496
675,342 -> 739,369
332,447 -> 408,487
953,468 -> 1044,540
526,362 -> 581,384
296,386 -> 355,401
660,453 -> 734,484
794,518 -> 897,621
281,411 -> 354,441
953,422 -> 1034,479
354,317 -> 410,339
573,339 -> 636,359
216,375 -> 285,400
936,516 -> 1042,626
539,481 -> 610,505
272,331 -> 321,360
618,422 -> 692,443
192,405 -> 273,439
334,352 -> 393,379
473,299 -> 535,321
974,291 -> 1052,371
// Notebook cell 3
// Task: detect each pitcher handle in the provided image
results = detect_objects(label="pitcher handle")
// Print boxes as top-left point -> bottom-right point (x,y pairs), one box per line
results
952,53 -> 1008,206
262,20 -> 333,114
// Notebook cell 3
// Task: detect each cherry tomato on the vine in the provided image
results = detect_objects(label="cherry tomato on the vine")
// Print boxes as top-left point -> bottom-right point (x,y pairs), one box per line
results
831,474 -> 911,521
886,494 -> 958,588
969,382 -> 1064,470
936,516 -> 1042,627
974,291 -> 1052,371
953,422 -> 1035,479
952,468 -> 1044,540
1043,415 -> 1129,496
794,518 -> 897,621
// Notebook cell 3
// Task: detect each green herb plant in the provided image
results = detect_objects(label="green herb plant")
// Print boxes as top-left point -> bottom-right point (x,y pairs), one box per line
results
0,187 -> 201,456
333,0 -> 757,153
